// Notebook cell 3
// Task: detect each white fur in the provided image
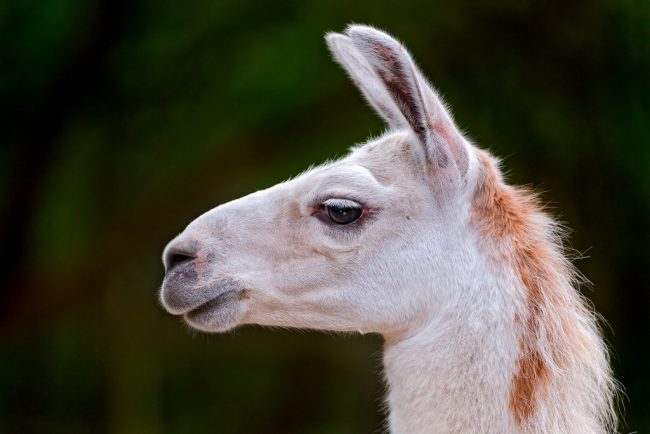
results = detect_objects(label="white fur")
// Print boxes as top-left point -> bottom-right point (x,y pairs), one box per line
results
160,25 -> 617,433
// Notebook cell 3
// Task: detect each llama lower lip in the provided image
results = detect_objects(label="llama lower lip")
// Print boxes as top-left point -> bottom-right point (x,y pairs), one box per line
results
184,290 -> 241,321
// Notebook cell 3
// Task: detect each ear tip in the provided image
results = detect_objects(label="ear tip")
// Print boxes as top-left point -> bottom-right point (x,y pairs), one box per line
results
325,32 -> 343,46
325,32 -> 352,57
345,23 -> 379,35
345,24 -> 397,46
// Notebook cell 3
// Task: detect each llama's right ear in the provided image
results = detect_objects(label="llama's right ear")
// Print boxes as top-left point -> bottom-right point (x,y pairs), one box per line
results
327,26 -> 469,178
326,33 -> 410,129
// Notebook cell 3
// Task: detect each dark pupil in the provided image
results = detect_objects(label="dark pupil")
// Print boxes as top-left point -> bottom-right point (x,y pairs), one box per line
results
327,205 -> 362,224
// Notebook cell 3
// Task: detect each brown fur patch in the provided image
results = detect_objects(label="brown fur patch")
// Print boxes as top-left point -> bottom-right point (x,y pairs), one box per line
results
471,151 -> 561,426
510,336 -> 551,425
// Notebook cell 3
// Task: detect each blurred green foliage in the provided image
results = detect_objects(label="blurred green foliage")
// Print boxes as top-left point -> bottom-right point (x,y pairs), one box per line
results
0,0 -> 648,433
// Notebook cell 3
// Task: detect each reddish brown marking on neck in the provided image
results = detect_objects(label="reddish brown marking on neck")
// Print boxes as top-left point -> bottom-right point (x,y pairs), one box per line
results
471,151 -> 554,426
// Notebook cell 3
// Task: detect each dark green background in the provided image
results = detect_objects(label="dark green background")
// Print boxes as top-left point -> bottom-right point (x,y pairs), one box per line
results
1,0 -> 648,433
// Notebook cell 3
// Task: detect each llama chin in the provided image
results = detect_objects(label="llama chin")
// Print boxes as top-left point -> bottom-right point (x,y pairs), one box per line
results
160,25 -> 617,434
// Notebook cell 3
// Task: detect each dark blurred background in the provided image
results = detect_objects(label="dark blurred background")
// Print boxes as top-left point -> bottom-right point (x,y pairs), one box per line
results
1,0 -> 648,433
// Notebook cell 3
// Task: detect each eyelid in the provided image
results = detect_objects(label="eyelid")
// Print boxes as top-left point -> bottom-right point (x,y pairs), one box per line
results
322,198 -> 362,208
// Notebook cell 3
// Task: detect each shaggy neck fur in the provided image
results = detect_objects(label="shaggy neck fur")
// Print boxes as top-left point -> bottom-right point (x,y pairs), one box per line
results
382,149 -> 616,434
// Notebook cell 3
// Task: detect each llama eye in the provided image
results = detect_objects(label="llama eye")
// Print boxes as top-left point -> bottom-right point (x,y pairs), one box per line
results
323,199 -> 362,225
327,205 -> 362,224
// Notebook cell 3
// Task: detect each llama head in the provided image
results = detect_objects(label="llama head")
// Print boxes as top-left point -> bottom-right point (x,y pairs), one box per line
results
160,25 -> 477,336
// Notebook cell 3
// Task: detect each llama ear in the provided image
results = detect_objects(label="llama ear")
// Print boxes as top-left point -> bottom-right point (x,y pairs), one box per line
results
326,32 -> 410,129
332,25 -> 469,176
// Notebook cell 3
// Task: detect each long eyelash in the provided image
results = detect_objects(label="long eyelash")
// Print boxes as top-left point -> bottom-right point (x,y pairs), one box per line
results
310,193 -> 367,210
322,198 -> 362,209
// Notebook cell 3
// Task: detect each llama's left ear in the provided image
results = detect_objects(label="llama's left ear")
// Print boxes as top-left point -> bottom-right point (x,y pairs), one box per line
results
328,25 -> 469,177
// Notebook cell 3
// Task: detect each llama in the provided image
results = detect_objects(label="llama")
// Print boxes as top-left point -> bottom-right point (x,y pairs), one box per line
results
160,25 -> 617,433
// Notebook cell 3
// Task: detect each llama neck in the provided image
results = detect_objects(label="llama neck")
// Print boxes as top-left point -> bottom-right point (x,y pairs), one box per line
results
381,276 -> 614,434
382,282 -> 521,434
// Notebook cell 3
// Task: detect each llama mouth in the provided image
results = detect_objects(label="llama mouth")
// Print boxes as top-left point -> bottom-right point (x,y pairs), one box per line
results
183,289 -> 245,331
161,272 -> 244,316
186,289 -> 239,315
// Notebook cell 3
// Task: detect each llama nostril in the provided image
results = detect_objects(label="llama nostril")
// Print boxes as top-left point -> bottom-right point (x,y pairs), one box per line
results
165,249 -> 196,274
